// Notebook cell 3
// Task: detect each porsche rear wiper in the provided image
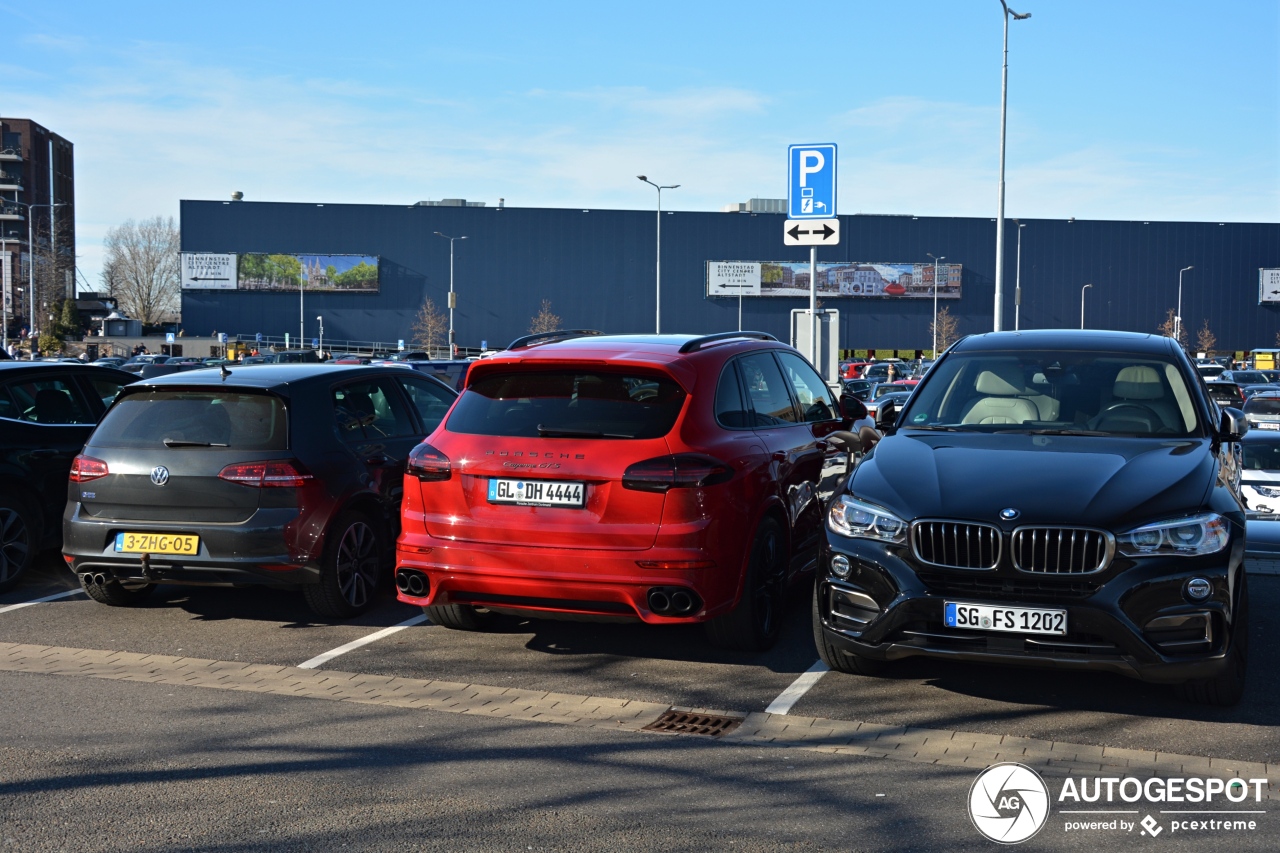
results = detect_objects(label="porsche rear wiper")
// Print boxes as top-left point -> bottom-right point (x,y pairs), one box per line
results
536,425 -> 635,439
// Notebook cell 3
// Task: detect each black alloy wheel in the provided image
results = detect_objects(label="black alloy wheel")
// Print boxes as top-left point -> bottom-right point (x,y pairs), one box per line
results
0,495 -> 37,593
706,517 -> 787,651
305,511 -> 382,618
811,581 -> 891,676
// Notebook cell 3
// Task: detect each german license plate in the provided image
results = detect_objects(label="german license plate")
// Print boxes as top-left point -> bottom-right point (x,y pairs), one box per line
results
944,601 -> 1067,635
1259,422 -> 1279,430
488,478 -> 585,508
114,532 -> 200,555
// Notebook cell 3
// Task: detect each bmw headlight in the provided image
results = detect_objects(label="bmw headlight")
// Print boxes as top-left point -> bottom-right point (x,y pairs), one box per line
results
828,495 -> 907,544
1116,513 -> 1229,557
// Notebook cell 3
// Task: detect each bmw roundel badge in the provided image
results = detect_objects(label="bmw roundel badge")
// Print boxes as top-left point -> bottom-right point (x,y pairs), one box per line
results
999,507 -> 1020,521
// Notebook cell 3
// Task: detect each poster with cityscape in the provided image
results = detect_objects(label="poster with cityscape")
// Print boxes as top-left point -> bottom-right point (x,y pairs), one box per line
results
706,261 -> 961,299
237,254 -> 380,293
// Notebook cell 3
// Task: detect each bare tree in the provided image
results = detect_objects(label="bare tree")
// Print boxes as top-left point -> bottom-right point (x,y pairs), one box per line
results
100,216 -> 180,325
929,307 -> 959,352
411,297 -> 447,355
529,299 -> 561,334
1157,308 -> 1188,349
1196,320 -> 1216,355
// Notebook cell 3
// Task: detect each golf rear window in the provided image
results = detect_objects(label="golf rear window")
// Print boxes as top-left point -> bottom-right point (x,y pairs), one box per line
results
446,370 -> 686,438
91,389 -> 288,450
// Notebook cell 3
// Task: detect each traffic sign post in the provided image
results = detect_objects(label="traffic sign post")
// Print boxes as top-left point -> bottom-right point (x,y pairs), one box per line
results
787,144 -> 838,367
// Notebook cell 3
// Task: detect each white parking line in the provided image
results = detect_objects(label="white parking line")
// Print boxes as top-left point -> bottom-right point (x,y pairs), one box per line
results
765,659 -> 830,715
0,588 -> 86,615
297,613 -> 430,669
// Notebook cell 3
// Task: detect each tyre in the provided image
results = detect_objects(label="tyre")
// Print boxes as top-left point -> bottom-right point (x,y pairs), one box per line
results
423,603 -> 490,631
1175,573 -> 1248,707
706,517 -> 787,651
304,511 -> 382,618
811,580 -> 890,676
0,494 -> 38,594
80,572 -> 154,607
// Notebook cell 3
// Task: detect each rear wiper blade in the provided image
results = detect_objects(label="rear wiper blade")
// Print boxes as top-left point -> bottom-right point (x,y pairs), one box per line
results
536,424 -> 635,439
163,438 -> 229,447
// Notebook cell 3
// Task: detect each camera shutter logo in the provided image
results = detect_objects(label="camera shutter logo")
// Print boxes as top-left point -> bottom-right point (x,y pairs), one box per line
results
968,763 -> 1050,844
150,466 -> 170,486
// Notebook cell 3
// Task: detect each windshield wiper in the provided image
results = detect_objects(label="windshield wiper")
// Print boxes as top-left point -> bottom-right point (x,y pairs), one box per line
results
163,438 -> 229,447
1022,429 -> 1110,437
902,425 -> 968,431
537,424 -> 635,439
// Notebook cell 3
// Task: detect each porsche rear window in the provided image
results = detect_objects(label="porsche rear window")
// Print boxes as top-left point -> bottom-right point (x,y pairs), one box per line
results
446,370 -> 685,438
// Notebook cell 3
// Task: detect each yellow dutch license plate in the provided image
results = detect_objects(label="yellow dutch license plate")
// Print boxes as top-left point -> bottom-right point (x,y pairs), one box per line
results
114,532 -> 200,555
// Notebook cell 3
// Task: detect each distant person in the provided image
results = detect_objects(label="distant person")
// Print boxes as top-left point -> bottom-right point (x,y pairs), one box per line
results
5,342 -> 16,359
886,363 -> 897,383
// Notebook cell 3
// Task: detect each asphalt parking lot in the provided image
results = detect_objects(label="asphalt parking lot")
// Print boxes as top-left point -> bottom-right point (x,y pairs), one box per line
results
5,551 -> 1278,766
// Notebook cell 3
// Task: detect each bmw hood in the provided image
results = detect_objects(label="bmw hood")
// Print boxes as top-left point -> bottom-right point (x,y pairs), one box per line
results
849,431 -> 1217,531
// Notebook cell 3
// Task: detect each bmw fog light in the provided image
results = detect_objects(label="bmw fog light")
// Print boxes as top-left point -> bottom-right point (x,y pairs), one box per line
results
1185,577 -> 1213,601
831,555 -> 852,579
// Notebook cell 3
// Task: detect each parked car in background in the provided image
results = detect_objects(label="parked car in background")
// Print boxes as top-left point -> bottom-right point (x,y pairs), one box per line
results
815,329 -> 1249,705
91,357 -> 127,368
396,331 -> 873,650
1240,430 -> 1280,520
62,364 -> 458,617
0,363 -> 137,591
1196,362 -> 1226,381
1204,380 -> 1246,409
872,380 -> 919,398
840,378 -> 876,402
861,360 -> 907,383
389,359 -> 474,392
1243,391 -> 1280,431
1220,370 -> 1272,387
864,390 -> 912,422
120,355 -> 171,374
840,360 -> 869,380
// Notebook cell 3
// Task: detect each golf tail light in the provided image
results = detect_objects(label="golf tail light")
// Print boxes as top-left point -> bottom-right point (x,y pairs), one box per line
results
622,454 -> 734,493
1117,513 -> 1229,557
69,455 -> 108,483
218,460 -> 312,488
407,443 -> 451,481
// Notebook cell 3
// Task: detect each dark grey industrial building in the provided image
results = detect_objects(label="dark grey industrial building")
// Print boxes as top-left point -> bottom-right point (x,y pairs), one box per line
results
179,199 -> 1279,353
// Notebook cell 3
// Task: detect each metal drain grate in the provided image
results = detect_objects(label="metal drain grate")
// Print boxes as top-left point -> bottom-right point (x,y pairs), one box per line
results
642,709 -> 744,737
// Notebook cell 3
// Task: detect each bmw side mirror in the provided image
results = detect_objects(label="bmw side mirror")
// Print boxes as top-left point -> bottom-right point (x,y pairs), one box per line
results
1220,407 -> 1248,442
840,393 -> 867,422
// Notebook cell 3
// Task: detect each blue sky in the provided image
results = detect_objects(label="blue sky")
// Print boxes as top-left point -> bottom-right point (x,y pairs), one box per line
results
2,0 -> 1276,287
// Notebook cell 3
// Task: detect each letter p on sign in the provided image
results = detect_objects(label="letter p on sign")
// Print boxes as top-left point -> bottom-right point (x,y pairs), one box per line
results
798,151 -> 825,187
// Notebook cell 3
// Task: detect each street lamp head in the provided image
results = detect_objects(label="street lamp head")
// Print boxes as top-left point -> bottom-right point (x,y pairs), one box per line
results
636,175 -> 647,182
1182,265 -> 1194,272
1012,10 -> 1031,20
459,235 -> 468,241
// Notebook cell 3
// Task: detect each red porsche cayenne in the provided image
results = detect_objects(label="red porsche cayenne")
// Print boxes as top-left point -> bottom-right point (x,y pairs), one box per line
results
395,331 -> 870,650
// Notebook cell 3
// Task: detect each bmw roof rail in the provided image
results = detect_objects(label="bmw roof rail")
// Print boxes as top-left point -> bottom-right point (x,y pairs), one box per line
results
505,329 -> 604,350
677,331 -> 778,354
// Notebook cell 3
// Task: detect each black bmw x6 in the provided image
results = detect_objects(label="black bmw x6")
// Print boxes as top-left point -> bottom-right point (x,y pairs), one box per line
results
814,330 -> 1249,705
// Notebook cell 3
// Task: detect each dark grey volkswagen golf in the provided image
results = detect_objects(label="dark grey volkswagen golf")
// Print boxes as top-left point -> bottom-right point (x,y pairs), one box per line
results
63,364 -> 457,617
814,330 -> 1250,705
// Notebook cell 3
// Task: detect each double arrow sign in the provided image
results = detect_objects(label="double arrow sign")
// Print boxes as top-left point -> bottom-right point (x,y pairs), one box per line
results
783,218 -> 840,247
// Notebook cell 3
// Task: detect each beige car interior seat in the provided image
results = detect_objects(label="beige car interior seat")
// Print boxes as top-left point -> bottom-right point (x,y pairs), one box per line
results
961,365 -> 1040,424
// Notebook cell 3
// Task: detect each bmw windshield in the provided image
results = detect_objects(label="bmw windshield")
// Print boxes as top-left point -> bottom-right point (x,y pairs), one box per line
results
900,350 -> 1205,437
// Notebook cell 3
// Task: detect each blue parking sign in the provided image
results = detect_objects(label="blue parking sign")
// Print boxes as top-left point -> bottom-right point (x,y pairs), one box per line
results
788,143 -> 837,219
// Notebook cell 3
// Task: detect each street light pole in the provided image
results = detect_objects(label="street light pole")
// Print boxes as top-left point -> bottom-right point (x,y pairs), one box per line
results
434,232 -> 468,357
22,200 -> 66,348
1176,265 -> 1194,348
637,176 -> 679,334
1014,221 -> 1025,330
1080,283 -> 1092,329
994,1 -> 1031,333
316,315 -> 324,358
927,253 -> 945,356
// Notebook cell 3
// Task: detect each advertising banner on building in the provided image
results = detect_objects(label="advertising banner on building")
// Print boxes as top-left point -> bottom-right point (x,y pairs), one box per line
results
706,260 -> 962,299
1260,268 -> 1280,304
237,254 -> 380,293
180,252 -> 238,290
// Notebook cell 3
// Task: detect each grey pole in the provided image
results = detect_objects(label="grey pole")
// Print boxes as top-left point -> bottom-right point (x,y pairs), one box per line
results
1014,221 -> 1025,330
927,253 -> 945,356
435,232 -> 468,357
810,246 -> 818,366
994,1 -> 1031,333
317,315 -> 323,358
1080,283 -> 1092,329
637,177 -> 679,334
1177,265 -> 1194,347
